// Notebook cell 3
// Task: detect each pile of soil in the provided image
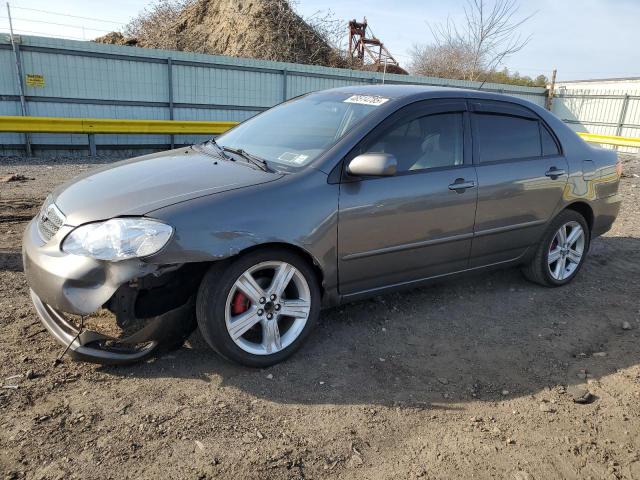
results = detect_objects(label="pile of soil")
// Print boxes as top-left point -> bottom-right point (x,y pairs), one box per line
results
93,32 -> 138,47
360,63 -> 409,75
95,0 -> 347,67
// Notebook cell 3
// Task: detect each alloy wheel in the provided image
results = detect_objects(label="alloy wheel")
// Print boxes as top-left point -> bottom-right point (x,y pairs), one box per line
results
547,221 -> 585,281
224,261 -> 311,355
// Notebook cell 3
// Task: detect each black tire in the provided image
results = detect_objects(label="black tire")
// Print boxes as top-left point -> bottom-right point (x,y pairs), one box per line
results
522,209 -> 590,287
196,248 -> 321,367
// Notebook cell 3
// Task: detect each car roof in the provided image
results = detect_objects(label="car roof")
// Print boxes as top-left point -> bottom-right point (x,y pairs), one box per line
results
321,84 -> 539,109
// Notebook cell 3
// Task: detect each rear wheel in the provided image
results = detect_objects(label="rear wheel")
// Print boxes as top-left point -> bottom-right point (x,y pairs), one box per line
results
196,248 -> 321,367
522,210 -> 590,287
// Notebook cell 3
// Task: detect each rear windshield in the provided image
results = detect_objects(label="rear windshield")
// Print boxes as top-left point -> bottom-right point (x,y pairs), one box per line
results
216,92 -> 389,170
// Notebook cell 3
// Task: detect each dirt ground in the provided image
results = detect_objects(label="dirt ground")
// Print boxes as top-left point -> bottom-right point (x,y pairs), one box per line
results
0,153 -> 639,480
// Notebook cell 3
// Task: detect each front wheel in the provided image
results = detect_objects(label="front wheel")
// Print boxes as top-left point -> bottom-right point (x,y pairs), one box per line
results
522,210 -> 590,287
196,248 -> 321,367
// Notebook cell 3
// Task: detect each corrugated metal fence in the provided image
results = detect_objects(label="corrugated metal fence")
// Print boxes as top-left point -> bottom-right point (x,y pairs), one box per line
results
3,35 -> 638,155
552,89 -> 640,153
0,34 -> 547,155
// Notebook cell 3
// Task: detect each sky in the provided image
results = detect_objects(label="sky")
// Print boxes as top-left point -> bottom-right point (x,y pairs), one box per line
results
1,0 -> 638,81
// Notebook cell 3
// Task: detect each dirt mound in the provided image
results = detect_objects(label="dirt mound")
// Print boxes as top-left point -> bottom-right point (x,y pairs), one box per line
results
95,0 -> 347,67
360,63 -> 408,75
93,32 -> 138,47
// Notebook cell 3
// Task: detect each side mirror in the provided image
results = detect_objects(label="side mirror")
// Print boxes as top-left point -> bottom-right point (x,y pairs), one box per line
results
347,153 -> 397,177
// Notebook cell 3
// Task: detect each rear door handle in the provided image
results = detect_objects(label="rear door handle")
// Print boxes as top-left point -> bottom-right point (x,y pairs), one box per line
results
448,179 -> 476,192
545,167 -> 566,178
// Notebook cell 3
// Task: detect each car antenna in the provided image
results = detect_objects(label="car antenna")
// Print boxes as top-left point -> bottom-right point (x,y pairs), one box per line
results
477,70 -> 490,90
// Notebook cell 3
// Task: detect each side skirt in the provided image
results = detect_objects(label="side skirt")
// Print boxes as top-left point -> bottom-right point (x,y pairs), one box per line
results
336,249 -> 533,306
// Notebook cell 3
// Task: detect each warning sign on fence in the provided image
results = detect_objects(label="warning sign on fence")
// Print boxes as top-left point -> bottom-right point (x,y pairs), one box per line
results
25,74 -> 45,88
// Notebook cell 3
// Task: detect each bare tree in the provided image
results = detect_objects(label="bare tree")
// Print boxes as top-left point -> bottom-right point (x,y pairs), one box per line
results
409,43 -> 476,80
303,8 -> 347,53
123,0 -> 192,51
410,0 -> 534,81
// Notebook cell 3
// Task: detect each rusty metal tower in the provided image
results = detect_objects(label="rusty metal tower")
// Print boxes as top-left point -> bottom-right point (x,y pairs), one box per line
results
348,17 -> 405,74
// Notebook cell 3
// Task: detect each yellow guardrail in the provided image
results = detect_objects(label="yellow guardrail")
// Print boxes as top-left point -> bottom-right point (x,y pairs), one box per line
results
577,132 -> 640,149
0,116 -> 239,134
2,116 -> 638,151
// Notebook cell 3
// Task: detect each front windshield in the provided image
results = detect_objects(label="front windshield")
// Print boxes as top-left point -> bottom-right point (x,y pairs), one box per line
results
216,92 -> 389,170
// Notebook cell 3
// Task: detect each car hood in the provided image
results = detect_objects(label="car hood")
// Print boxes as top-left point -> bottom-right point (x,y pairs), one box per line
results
52,147 -> 283,226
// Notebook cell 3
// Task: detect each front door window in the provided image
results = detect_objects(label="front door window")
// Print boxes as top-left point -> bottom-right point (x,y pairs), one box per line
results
363,113 -> 465,172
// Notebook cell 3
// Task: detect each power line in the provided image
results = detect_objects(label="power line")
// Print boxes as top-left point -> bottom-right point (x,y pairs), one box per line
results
10,5 -> 127,25
2,28 -> 87,41
0,16 -> 113,33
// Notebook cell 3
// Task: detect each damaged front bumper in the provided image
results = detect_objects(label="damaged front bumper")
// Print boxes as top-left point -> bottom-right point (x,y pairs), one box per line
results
30,290 -> 194,364
22,218 -> 196,364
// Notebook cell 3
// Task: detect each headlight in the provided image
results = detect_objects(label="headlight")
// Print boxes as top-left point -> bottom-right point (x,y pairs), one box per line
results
62,218 -> 173,261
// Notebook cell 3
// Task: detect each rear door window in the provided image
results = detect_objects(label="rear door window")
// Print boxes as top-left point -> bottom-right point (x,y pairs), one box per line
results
474,113 -> 541,163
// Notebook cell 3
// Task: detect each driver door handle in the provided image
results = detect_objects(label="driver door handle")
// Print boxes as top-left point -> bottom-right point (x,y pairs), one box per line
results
448,179 -> 476,192
545,167 -> 566,178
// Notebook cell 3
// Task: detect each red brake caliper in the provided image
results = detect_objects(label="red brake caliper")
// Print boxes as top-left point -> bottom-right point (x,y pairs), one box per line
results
231,291 -> 251,315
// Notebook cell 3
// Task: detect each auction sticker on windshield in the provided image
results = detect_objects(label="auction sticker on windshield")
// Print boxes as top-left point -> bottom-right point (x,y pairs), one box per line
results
279,152 -> 309,164
343,94 -> 390,106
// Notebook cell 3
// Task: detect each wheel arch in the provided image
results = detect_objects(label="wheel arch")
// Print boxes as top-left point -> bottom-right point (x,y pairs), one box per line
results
237,242 -> 327,298
563,201 -> 594,233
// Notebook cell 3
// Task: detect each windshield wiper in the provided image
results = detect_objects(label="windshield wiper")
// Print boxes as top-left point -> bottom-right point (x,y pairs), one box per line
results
202,137 -> 233,161
223,147 -> 272,172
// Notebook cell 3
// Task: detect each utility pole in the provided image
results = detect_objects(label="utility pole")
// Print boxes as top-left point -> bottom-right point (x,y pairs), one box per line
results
546,68 -> 557,111
6,2 -> 32,156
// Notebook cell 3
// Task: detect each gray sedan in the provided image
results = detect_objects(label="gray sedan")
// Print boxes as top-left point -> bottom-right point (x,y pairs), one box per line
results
22,85 -> 622,367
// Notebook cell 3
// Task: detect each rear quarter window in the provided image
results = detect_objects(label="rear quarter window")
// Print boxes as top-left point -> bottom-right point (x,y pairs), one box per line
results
541,124 -> 560,156
475,113 -> 541,163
